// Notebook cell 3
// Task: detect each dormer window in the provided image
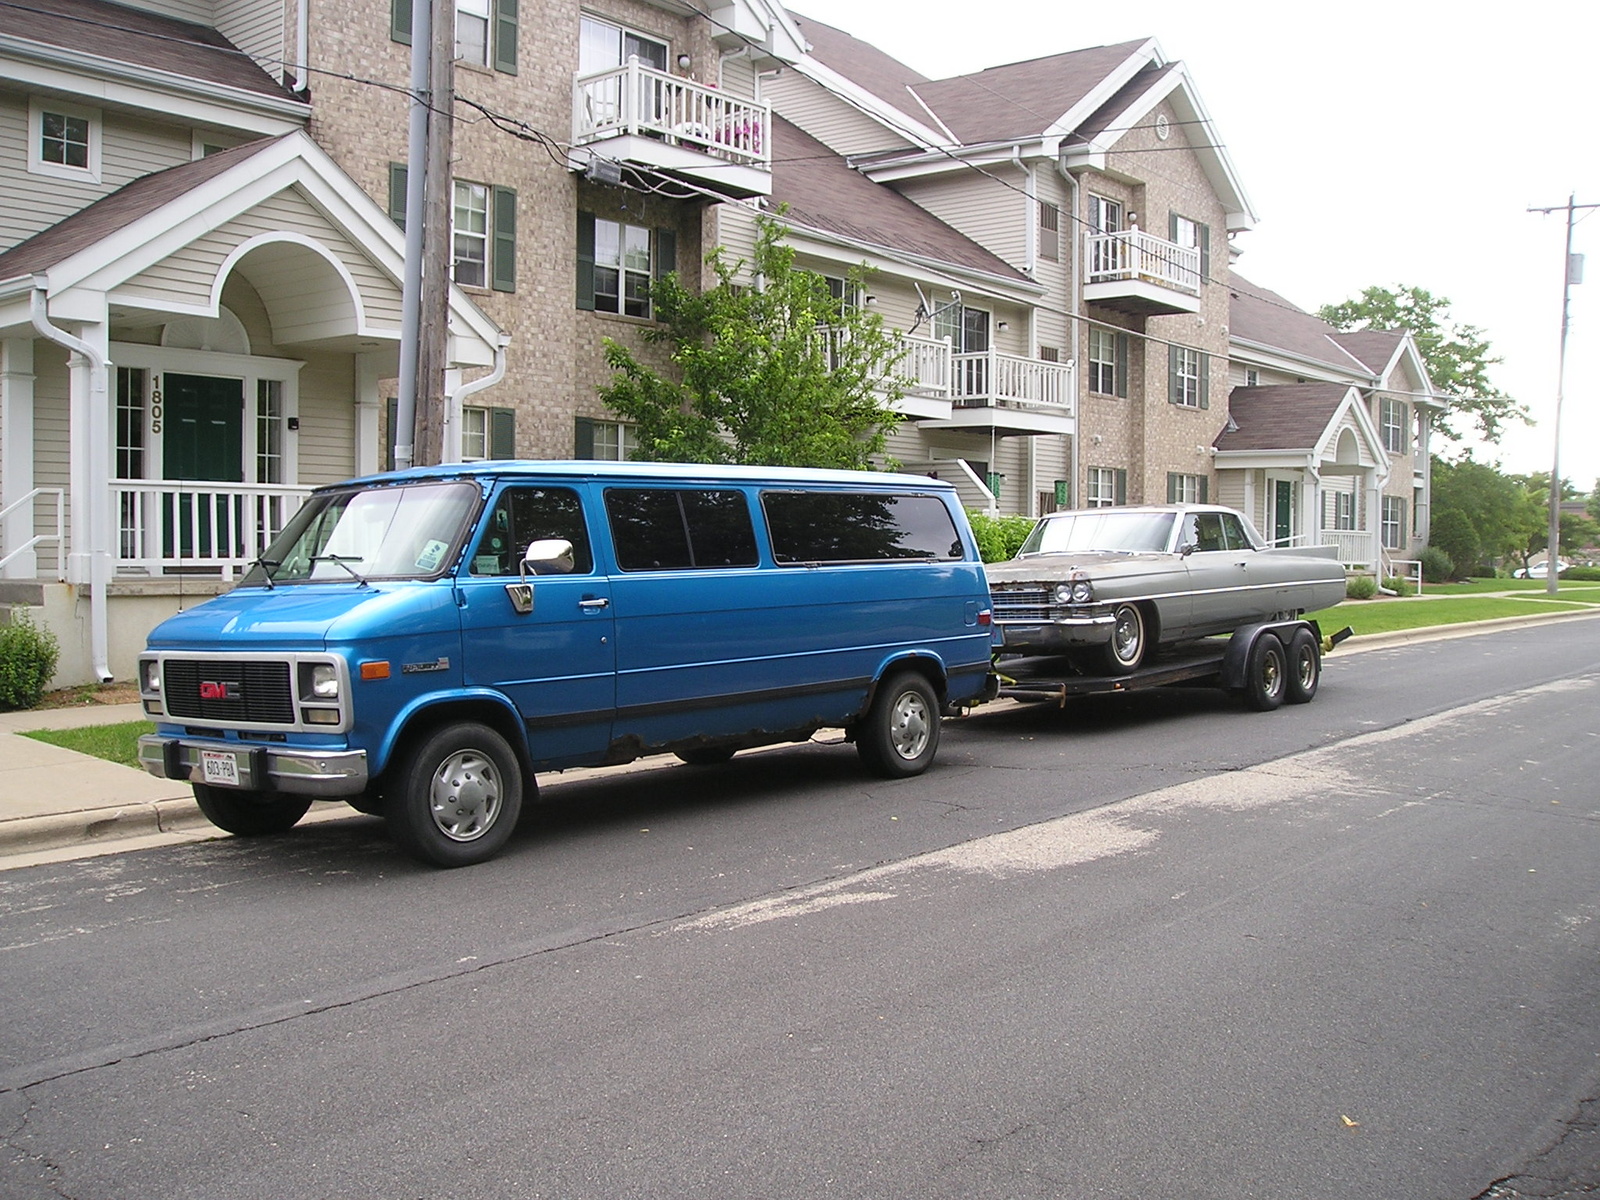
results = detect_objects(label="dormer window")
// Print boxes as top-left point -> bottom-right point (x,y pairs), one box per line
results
29,99 -> 101,183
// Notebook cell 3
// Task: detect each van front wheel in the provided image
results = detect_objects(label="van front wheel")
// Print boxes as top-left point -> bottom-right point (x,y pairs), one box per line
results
386,722 -> 523,867
193,785 -> 312,836
857,671 -> 941,779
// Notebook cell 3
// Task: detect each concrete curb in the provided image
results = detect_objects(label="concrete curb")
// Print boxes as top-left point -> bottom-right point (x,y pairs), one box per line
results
0,797 -> 216,856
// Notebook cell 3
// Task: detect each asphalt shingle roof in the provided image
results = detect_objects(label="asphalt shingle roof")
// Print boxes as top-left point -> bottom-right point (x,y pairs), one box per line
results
1214,383 -> 1352,452
1227,272 -> 1374,376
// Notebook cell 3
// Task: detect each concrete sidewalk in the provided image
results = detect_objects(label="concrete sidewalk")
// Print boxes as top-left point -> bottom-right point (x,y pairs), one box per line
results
3,607 -> 1597,868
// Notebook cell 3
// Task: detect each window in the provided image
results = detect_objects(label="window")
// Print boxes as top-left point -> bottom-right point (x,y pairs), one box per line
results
1088,327 -> 1128,397
934,305 -> 990,398
391,167 -> 514,290
29,99 -> 100,182
1380,397 -> 1409,454
762,492 -> 963,564
577,213 -> 675,318
460,405 -> 515,460
579,15 -> 668,73
574,416 -> 637,461
1182,510 -> 1248,552
606,489 -> 758,571
1166,473 -> 1208,504
256,381 -> 283,484
1039,201 -> 1060,262
1088,195 -> 1123,233
1168,213 -> 1210,288
1332,490 -> 1355,531
395,0 -> 516,72
1086,467 -> 1125,508
1169,345 -> 1208,408
1244,368 -> 1259,387
1381,495 -> 1406,549
453,181 -> 488,287
469,486 -> 592,576
456,0 -> 489,64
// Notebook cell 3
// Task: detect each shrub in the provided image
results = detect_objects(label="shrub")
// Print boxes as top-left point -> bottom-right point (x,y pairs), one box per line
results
1417,545 -> 1455,584
967,511 -> 1037,564
1345,574 -> 1378,600
0,611 -> 60,711
1564,566 -> 1600,581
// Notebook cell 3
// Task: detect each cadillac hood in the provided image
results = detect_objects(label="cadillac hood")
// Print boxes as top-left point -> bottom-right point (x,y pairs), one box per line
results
144,583 -> 459,652
985,551 -> 1186,588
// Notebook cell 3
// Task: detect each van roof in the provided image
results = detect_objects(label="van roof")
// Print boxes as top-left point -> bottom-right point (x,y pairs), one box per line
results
336,460 -> 959,491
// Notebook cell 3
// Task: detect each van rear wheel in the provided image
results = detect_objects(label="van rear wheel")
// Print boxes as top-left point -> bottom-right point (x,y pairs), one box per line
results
386,722 -> 523,867
857,671 -> 940,778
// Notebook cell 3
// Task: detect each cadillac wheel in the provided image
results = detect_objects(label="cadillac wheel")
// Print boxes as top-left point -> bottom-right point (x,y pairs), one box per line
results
386,722 -> 525,867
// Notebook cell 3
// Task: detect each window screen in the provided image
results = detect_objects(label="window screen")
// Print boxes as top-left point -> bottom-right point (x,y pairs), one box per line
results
605,489 -> 757,571
762,492 -> 963,564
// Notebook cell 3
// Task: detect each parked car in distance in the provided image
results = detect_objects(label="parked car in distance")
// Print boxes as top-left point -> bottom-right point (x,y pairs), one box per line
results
986,504 -> 1349,673
1513,560 -> 1569,579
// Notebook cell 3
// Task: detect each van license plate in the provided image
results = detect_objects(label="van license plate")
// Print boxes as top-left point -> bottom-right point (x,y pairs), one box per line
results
200,749 -> 241,787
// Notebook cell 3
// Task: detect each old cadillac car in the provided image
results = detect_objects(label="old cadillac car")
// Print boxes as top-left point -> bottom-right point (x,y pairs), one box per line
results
986,504 -> 1348,673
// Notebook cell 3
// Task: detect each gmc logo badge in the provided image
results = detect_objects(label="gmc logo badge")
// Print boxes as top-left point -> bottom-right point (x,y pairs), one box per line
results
199,681 -> 240,701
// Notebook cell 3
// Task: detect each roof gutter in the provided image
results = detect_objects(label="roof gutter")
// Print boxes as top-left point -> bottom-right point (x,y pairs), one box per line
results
28,282 -> 112,682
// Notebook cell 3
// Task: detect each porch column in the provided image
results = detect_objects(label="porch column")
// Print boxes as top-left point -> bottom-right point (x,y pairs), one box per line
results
353,352 -> 382,477
1300,476 -> 1316,544
1,338 -> 37,578
64,322 -> 111,588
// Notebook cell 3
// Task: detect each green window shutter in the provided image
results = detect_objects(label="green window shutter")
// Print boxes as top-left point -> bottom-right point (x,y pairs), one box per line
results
489,407 -> 516,459
386,397 -> 399,471
391,0 -> 411,45
1114,332 -> 1129,398
654,226 -> 678,280
388,163 -> 407,229
1198,351 -> 1210,409
574,417 -> 596,459
1168,343 -> 1180,406
1166,473 -> 1179,504
1198,223 -> 1211,282
576,211 -> 596,311
1114,469 -> 1127,506
1168,211 -> 1178,241
493,0 -> 518,74
491,186 -> 516,292
1199,476 -> 1209,503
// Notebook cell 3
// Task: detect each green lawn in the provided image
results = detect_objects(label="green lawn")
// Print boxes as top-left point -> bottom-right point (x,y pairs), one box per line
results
21,720 -> 155,769
1423,578 -> 1600,596
1307,595 -> 1597,638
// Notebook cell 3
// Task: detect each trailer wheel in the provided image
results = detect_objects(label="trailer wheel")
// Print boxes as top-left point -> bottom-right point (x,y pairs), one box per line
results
857,671 -> 940,778
676,747 -> 736,766
1285,628 -> 1320,704
1099,603 -> 1148,673
386,722 -> 523,867
192,785 -> 312,836
1243,633 -> 1287,712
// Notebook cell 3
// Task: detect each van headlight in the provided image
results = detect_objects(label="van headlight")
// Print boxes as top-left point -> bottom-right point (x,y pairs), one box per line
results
302,662 -> 341,701
140,658 -> 161,695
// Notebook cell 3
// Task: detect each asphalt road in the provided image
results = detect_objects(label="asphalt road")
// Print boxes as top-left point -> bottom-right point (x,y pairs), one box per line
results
3,618 -> 1599,1199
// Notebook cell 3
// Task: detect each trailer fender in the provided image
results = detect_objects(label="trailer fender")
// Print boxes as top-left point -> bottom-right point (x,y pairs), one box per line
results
1219,620 -> 1320,692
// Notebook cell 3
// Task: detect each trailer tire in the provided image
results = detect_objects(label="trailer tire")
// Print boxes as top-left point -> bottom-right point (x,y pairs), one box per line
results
386,722 -> 523,867
1244,633 -> 1287,712
676,747 -> 736,765
1098,603 -> 1148,673
193,785 -> 312,837
857,671 -> 940,778
1285,628 -> 1320,704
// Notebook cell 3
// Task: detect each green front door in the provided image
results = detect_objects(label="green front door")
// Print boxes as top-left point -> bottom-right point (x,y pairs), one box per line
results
163,374 -> 243,560
1273,479 -> 1295,546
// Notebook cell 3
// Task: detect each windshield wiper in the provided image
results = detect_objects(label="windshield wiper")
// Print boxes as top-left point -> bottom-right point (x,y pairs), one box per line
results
309,553 -> 370,586
249,557 -> 280,589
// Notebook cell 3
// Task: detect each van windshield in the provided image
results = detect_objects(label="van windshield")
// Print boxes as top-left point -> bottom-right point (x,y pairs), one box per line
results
244,481 -> 480,585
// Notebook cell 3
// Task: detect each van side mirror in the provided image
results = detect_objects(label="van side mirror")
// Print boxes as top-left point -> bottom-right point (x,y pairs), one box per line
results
522,539 -> 576,577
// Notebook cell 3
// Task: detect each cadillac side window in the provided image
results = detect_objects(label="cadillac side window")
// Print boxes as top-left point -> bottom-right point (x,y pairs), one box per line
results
762,492 -> 963,564
1218,513 -> 1251,551
469,487 -> 593,575
604,488 -> 758,571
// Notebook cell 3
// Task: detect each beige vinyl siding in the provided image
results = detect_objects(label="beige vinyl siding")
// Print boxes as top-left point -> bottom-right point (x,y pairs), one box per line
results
762,71 -> 916,157
295,353 -> 359,485
118,0 -> 214,26
215,0 -> 284,76
0,103 -> 195,251
719,51 -> 756,101
896,168 -> 1028,268
1030,170 -> 1071,355
1216,471 -> 1246,513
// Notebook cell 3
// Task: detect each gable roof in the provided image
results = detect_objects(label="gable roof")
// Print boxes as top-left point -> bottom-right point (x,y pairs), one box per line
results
1328,329 -> 1405,376
1214,383 -> 1353,452
769,116 -> 1029,284
0,0 -> 298,100
791,13 -> 930,118
1228,273 -> 1375,377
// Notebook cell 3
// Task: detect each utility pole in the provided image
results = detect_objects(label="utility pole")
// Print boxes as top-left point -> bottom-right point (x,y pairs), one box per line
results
1528,195 -> 1596,597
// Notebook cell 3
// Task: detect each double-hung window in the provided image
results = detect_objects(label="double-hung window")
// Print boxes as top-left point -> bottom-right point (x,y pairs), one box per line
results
1381,495 -> 1406,549
577,213 -> 676,318
453,182 -> 490,287
575,417 -> 638,461
460,405 -> 516,461
1380,397 -> 1409,453
1167,473 -> 1208,504
456,0 -> 490,65
1169,345 -> 1208,409
394,0 -> 516,72
1086,467 -> 1125,508
1088,327 -> 1128,397
388,167 -> 515,290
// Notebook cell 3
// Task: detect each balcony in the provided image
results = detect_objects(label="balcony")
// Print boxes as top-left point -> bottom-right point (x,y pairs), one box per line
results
572,60 -> 772,199
814,327 -> 955,419
922,351 -> 1075,435
1083,229 -> 1202,316
114,481 -> 312,579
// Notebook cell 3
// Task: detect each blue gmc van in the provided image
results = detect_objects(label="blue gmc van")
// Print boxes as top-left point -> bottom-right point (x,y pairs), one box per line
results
136,462 -> 996,866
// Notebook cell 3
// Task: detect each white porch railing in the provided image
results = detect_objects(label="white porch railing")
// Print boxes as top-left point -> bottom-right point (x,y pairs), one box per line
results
813,328 -> 953,397
0,487 -> 65,577
573,59 -> 771,169
113,481 -> 312,580
952,350 -> 1074,410
1084,229 -> 1201,294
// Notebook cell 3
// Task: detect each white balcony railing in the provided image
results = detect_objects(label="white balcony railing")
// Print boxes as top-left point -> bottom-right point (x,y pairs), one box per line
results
573,59 -> 770,170
114,481 -> 312,579
813,327 -> 953,397
952,350 -> 1074,410
1084,228 -> 1201,294
1317,528 -> 1377,568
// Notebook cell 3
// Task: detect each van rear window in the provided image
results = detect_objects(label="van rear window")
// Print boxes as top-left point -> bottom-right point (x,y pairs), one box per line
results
762,492 -> 963,564
605,488 -> 759,571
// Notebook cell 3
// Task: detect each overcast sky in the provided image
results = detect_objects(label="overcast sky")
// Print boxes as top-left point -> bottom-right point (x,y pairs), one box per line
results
786,0 -> 1600,491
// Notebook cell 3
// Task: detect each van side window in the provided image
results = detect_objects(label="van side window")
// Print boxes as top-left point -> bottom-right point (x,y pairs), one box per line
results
469,486 -> 593,575
762,492 -> 963,563
605,488 -> 758,571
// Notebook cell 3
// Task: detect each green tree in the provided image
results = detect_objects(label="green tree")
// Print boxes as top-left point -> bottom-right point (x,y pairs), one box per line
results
599,215 -> 905,469
1429,455 -> 1542,574
1319,285 -> 1528,444
1507,472 -> 1599,567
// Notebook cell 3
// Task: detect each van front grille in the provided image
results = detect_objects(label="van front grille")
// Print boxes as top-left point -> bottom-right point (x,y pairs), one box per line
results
162,659 -> 295,725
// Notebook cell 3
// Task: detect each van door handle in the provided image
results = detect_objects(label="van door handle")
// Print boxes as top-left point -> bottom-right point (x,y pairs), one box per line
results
578,597 -> 610,610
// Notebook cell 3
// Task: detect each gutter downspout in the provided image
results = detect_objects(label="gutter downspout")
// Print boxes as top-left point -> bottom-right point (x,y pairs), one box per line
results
448,334 -> 511,460
292,0 -> 309,93
1055,158 -> 1081,509
29,283 -> 113,682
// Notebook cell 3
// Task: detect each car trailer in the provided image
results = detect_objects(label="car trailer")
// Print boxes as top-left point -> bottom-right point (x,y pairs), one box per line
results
992,619 -> 1354,712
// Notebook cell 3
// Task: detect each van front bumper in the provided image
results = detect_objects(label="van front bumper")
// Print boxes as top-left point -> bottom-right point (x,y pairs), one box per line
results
137,735 -> 368,798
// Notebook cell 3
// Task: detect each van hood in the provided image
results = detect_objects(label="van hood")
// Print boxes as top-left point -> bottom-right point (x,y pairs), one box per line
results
144,584 -> 441,651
